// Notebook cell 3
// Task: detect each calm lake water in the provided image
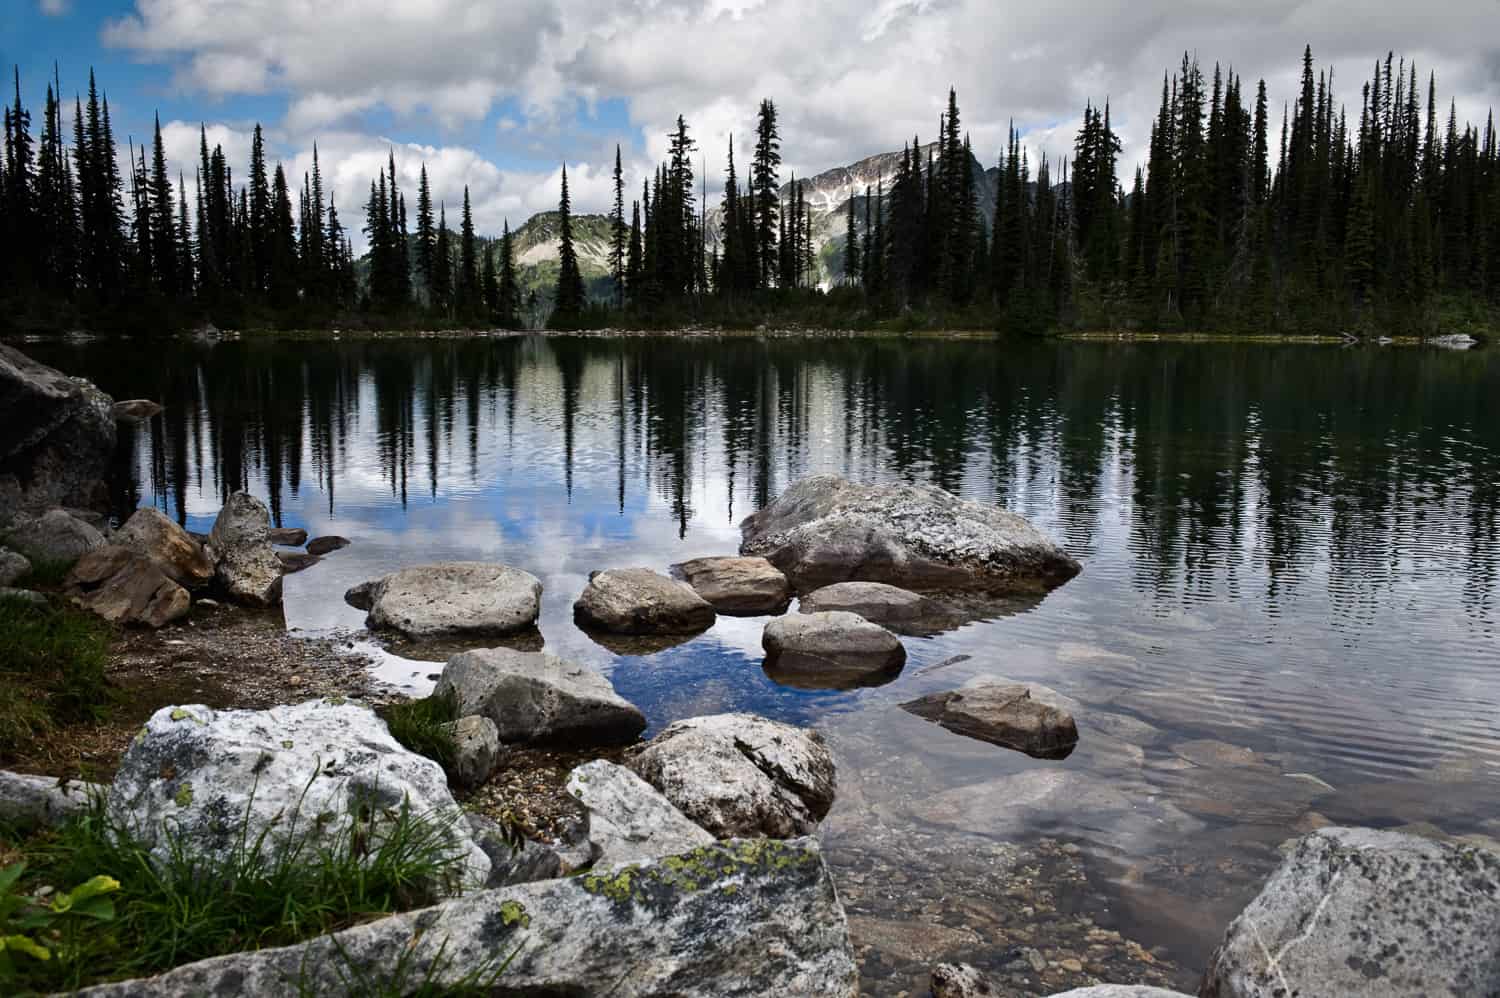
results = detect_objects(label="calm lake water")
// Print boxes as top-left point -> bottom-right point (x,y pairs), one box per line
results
25,333 -> 1500,990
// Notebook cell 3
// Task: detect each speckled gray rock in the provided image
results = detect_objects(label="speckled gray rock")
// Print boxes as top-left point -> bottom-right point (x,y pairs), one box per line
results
75,838 -> 857,998
352,562 -> 541,639
931,962 -> 1001,997
465,813 -> 563,887
762,611 -> 906,689
0,343 -> 116,519
1202,826 -> 1500,998
566,760 -> 714,868
1049,988 -> 1195,997
574,566 -> 717,634
675,555 -> 791,615
902,680 -> 1079,759
798,580 -> 963,635
435,647 -> 646,747
740,475 -> 1080,592
66,545 -> 191,628
2,508 -> 105,564
114,507 -> 214,589
629,713 -> 836,838
0,546 -> 29,586
445,714 -> 501,790
106,699 -> 489,895
208,492 -> 284,607
0,770 -> 102,832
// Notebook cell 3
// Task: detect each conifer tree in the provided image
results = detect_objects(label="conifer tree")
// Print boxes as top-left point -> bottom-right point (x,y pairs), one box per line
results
844,186 -> 860,286
751,99 -> 781,286
551,165 -> 587,327
497,218 -> 519,327
432,202 -> 452,317
458,185 -> 478,317
609,145 -> 626,305
415,163 -> 435,299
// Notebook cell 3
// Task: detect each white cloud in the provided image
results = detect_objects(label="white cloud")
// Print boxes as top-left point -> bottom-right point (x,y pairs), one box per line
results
39,0 -> 69,15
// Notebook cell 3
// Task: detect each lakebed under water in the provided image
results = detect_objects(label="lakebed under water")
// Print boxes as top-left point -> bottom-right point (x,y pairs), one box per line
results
25,332 -> 1500,993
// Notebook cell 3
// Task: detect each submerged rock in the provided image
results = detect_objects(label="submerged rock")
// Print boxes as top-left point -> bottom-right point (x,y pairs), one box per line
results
902,680 -> 1079,759
76,838 -> 858,997
798,580 -> 963,635
0,546 -> 29,586
208,492 -> 284,607
445,714 -> 501,790
674,555 -> 791,615
266,527 -> 307,546
2,508 -> 105,565
1202,826 -> 1500,998
107,699 -> 489,895
114,507 -> 214,589
111,399 -> 163,422
574,566 -> 717,635
762,611 -> 906,690
351,562 -> 541,639
275,551 -> 321,574
630,713 -> 836,838
739,474 -> 1080,592
435,647 -> 646,747
566,760 -> 714,868
0,343 -> 116,519
305,535 -> 350,556
66,545 -> 191,629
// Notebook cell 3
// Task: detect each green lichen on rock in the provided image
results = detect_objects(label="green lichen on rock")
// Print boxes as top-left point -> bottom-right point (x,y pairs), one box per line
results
174,783 -> 194,807
169,707 -> 195,722
581,841 -> 819,905
281,740 -> 294,749
499,900 -> 530,928
582,868 -> 637,902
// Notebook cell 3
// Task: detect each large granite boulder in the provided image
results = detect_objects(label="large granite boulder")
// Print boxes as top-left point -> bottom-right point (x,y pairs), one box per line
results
107,699 -> 489,895
207,492 -> 283,607
566,760 -> 714,868
66,545 -> 191,628
0,344 -> 116,521
1201,826 -> 1500,998
762,611 -> 906,689
574,567 -> 717,635
114,507 -> 214,589
348,562 -> 541,639
740,475 -> 1080,592
629,713 -> 836,838
0,547 -> 29,586
674,555 -> 791,615
902,680 -> 1079,759
75,838 -> 858,998
434,647 -> 646,747
2,508 -> 105,565
798,580 -> 964,635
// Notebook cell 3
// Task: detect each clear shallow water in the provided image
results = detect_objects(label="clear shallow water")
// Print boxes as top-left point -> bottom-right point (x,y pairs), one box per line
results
27,334 -> 1500,987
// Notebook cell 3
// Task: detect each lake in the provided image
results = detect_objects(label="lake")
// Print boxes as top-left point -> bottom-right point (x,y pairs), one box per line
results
25,332 -> 1500,992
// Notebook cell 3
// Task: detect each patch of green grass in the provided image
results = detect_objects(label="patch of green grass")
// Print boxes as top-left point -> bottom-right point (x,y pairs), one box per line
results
0,596 -> 114,751
379,691 -> 458,776
304,933 -> 519,997
0,680 -> 54,754
11,786 -> 471,992
16,557 -> 78,590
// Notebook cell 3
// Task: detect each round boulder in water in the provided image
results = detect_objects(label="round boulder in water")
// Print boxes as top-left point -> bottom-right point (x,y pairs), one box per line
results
573,567 -> 716,635
762,610 -> 906,690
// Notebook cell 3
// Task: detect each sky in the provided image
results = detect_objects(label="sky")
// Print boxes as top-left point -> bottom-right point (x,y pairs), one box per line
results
4,0 -> 1497,251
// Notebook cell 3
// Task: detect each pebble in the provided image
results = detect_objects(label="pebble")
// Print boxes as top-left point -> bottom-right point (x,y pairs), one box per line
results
1059,957 -> 1084,973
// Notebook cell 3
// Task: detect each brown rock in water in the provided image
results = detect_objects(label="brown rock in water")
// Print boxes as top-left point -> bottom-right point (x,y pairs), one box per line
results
276,551 -> 322,574
674,555 -> 790,615
798,580 -> 963,636
66,545 -> 190,629
762,611 -> 906,690
902,680 -> 1078,759
114,507 -> 214,589
111,399 -> 163,422
574,567 -> 716,635
267,527 -> 308,546
306,535 -> 351,556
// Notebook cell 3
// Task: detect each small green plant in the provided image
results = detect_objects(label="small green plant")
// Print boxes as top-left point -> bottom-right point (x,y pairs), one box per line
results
0,861 -> 119,982
16,558 -> 78,590
379,691 -> 459,776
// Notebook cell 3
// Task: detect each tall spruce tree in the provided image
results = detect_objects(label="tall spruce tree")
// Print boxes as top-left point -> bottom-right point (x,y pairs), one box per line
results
551,165 -> 587,327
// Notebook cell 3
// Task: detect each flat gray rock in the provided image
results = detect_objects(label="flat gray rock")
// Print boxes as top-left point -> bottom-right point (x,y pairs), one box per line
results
0,770 -> 101,832
353,562 -> 541,639
740,474 -> 1080,592
2,508 -> 105,565
446,714 -> 501,790
76,838 -> 858,998
1202,826 -> 1500,998
574,566 -> 717,634
566,760 -> 714,868
208,492 -> 284,607
435,647 -> 646,747
107,699 -> 489,895
630,713 -> 836,838
0,547 -> 29,586
902,680 -> 1079,759
675,555 -> 791,615
275,551 -> 321,574
114,507 -> 214,589
763,611 -> 906,689
798,580 -> 962,635
66,544 -> 191,628
1050,988 -> 1196,997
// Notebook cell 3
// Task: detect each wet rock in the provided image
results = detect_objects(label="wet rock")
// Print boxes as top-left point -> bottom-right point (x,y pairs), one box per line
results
674,555 -> 791,615
1202,826 -> 1500,998
76,838 -> 858,998
275,551 -> 321,574
114,507 -> 214,589
305,535 -> 350,556
931,962 -> 1000,997
352,562 -> 541,639
446,714 -> 501,790
208,492 -> 284,607
566,760 -> 714,868
902,680 -> 1078,760
266,527 -> 308,546
1170,739 -> 1258,768
739,474 -> 1080,592
798,581 -> 963,635
66,545 -> 191,629
0,343 -> 115,519
0,770 -> 101,832
629,713 -> 836,838
434,647 -> 646,747
574,567 -> 716,635
111,399 -> 163,422
762,611 -> 906,689
2,508 -> 105,565
0,546 -> 29,586
106,699 -> 489,895
1050,988 -> 1195,997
